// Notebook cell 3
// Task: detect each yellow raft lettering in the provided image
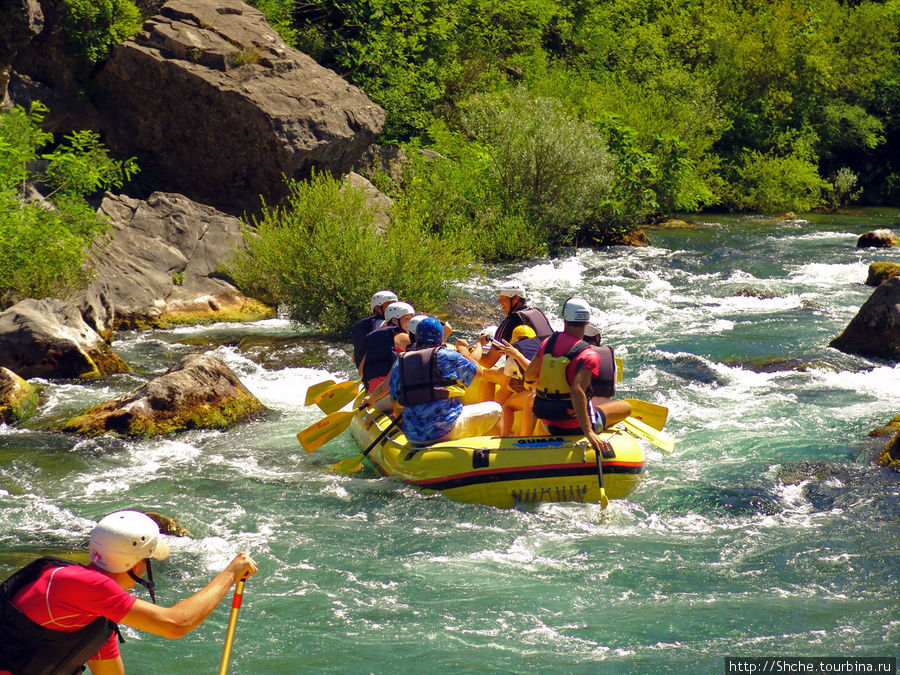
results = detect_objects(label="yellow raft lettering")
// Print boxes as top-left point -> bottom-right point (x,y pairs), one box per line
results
512,484 -> 589,504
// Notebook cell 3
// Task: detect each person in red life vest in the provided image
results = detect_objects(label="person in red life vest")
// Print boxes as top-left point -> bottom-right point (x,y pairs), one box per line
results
0,510 -> 257,675
359,301 -> 415,412
523,298 -> 616,459
583,320 -> 631,428
350,290 -> 398,369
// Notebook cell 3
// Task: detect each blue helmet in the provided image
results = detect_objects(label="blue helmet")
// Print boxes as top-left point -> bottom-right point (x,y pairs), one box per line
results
416,317 -> 443,345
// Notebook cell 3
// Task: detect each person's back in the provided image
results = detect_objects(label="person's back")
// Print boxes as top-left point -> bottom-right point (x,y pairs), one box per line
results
390,318 -> 501,444
351,290 -> 397,368
530,330 -> 598,434
1,557 -> 127,674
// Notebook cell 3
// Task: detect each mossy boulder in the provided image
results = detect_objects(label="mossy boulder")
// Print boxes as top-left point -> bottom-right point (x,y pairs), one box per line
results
61,353 -> 266,437
865,261 -> 900,287
0,367 -> 38,424
869,414 -> 900,438
877,432 -> 900,469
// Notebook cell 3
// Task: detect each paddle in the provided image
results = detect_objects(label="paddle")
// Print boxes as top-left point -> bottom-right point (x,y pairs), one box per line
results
304,379 -> 336,406
619,416 -> 675,453
217,577 -> 247,675
624,398 -> 668,431
296,409 -> 356,453
594,440 -> 610,509
314,379 -> 362,414
332,415 -> 403,475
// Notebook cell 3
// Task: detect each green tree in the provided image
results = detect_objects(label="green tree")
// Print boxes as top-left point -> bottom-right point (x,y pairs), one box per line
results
0,103 -> 138,308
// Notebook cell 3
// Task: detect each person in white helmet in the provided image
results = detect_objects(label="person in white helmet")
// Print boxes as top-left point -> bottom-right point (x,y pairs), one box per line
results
351,290 -> 398,368
0,510 -> 257,675
359,301 -> 415,411
523,297 -> 613,460
473,281 -> 553,396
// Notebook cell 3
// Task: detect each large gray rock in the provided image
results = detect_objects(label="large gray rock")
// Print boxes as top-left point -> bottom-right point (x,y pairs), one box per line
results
0,298 -> 131,379
61,352 -> 266,436
92,0 -> 385,214
0,0 -> 43,104
829,277 -> 900,360
79,191 -> 274,335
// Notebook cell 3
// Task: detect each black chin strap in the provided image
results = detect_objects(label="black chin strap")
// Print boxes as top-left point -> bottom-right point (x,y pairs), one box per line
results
128,559 -> 156,604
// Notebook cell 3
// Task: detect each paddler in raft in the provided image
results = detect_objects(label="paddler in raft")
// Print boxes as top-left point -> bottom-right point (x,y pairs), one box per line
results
0,510 -> 257,675
364,317 -> 502,445
358,301 -> 415,412
523,297 -> 630,458
350,289 -> 397,369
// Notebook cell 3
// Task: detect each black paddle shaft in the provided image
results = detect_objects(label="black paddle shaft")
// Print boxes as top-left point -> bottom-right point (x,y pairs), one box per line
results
363,415 -> 403,459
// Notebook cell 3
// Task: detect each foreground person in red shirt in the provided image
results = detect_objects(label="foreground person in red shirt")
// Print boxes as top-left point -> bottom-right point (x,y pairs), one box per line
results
0,510 -> 257,675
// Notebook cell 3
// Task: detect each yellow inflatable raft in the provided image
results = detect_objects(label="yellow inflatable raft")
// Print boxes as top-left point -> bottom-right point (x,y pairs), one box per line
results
348,408 -> 645,508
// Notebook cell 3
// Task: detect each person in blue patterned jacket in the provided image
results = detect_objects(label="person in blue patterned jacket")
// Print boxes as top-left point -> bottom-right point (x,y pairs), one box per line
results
387,317 -> 501,445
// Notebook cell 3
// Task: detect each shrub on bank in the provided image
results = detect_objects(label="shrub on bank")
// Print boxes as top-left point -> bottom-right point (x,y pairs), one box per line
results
226,173 -> 475,332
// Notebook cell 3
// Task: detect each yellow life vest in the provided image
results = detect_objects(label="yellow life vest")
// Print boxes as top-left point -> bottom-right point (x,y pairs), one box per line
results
536,333 -> 590,401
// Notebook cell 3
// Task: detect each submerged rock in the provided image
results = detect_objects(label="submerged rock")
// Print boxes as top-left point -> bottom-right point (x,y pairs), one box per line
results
0,366 -> 38,423
829,277 -> 900,360
856,229 -> 899,248
143,511 -> 191,537
61,353 -> 266,437
0,298 -> 130,379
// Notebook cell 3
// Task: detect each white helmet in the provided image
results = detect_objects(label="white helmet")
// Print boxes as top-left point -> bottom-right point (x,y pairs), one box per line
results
584,321 -> 602,339
406,314 -> 429,336
384,301 -> 415,323
370,290 -> 398,312
89,510 -> 170,573
498,280 -> 526,298
562,297 -> 591,323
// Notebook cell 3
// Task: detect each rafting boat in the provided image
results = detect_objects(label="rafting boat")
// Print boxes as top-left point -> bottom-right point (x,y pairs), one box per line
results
348,407 -> 646,508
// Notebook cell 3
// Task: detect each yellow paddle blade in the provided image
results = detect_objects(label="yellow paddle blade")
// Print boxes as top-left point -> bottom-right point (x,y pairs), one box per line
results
296,410 -> 355,453
352,389 -> 365,408
624,398 -> 669,431
304,379 -> 336,406
615,357 -> 624,382
599,487 -> 609,509
314,380 -> 362,414
620,416 -> 675,454
331,454 -> 365,474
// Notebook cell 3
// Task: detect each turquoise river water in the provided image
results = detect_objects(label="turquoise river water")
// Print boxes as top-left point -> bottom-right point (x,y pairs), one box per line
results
1,211 -> 899,673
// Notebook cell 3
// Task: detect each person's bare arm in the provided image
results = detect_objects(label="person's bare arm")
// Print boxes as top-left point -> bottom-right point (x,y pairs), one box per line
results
571,368 -> 606,457
119,553 -> 257,639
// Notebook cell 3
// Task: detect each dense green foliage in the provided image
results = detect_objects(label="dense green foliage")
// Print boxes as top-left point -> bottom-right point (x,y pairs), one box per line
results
0,104 -> 138,308
225,173 -> 474,331
60,0 -> 142,64
249,0 -> 899,222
